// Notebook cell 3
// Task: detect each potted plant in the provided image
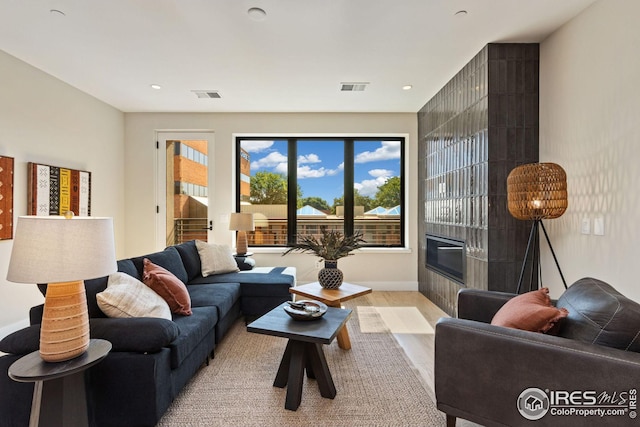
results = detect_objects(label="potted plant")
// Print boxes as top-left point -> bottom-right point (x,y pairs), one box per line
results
283,226 -> 365,289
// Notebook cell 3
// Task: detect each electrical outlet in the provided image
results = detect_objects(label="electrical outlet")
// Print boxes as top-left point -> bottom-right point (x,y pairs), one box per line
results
315,259 -> 323,269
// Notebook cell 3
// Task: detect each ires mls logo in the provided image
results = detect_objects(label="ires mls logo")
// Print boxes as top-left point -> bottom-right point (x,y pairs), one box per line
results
518,387 -> 637,421
517,388 -> 550,420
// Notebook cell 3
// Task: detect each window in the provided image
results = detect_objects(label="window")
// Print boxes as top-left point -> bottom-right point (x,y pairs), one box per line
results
236,136 -> 405,248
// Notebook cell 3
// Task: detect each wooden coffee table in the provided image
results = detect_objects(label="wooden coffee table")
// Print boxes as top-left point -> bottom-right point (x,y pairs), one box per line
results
289,281 -> 372,350
247,303 -> 352,411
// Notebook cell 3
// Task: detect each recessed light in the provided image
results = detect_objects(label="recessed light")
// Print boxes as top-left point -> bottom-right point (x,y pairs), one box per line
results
50,9 -> 66,17
248,7 -> 267,21
455,10 -> 468,16
402,85 -> 413,91
150,84 -> 162,90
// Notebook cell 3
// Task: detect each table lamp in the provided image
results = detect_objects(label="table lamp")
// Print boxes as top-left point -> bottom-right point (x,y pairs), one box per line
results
507,162 -> 568,293
229,212 -> 254,256
6,214 -> 117,362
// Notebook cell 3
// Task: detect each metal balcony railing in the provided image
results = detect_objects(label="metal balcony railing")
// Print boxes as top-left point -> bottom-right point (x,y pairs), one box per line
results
173,218 -> 208,245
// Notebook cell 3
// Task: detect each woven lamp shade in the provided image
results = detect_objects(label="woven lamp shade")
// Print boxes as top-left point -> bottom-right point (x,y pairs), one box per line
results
507,162 -> 568,221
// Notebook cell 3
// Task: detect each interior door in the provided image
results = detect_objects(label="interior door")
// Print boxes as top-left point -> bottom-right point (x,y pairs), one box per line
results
156,131 -> 214,250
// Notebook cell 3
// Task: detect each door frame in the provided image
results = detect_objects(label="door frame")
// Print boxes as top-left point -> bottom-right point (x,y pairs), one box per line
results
155,131 -> 215,250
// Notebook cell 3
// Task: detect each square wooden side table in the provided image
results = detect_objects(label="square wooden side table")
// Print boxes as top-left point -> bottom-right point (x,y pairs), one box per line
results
289,281 -> 372,350
247,303 -> 352,411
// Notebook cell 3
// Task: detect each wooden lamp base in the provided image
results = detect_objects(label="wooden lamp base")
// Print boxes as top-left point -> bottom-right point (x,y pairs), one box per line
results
39,280 -> 90,362
236,231 -> 249,256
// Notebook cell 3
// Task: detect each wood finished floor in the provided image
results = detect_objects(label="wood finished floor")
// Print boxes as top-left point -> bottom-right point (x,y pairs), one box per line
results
360,291 -> 481,427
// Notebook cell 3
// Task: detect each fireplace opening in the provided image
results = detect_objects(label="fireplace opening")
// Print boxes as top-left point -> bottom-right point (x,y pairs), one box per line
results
426,234 -> 465,285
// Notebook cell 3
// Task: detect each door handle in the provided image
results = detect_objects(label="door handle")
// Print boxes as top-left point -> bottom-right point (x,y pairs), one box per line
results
202,220 -> 213,231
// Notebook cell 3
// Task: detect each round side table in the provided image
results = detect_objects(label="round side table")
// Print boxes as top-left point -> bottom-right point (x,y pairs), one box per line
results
9,339 -> 112,427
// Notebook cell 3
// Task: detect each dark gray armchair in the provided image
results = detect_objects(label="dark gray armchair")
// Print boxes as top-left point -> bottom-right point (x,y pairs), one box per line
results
435,285 -> 640,427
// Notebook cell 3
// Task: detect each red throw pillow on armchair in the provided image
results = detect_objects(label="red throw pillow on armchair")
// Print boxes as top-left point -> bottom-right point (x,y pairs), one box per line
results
142,258 -> 192,316
491,287 -> 568,333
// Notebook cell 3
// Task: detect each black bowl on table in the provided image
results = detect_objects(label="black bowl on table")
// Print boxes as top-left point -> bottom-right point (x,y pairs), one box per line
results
283,300 -> 328,320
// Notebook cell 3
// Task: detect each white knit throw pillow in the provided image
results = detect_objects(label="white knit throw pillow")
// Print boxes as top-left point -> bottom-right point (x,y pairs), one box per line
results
196,240 -> 240,277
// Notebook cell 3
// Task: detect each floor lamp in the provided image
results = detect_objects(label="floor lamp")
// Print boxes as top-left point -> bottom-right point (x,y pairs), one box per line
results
507,163 -> 568,294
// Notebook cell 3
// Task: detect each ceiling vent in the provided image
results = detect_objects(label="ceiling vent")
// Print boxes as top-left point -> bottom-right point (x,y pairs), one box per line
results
340,82 -> 369,92
192,90 -> 221,99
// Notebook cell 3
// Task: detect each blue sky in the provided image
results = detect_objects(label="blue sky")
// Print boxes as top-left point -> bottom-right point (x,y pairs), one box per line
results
241,139 -> 401,205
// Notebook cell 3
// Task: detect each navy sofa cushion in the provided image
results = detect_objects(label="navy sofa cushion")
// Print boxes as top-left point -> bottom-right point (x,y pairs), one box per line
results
0,317 -> 179,355
188,283 -> 241,319
557,277 -> 640,352
216,270 -> 294,298
169,306 -> 218,369
173,240 -> 202,282
90,318 -> 180,352
117,259 -> 139,279
80,277 -> 109,318
191,268 -> 293,293
130,246 -> 188,284
0,325 -> 39,355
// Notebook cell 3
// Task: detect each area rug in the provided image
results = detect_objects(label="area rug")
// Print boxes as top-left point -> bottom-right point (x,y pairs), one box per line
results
157,301 -> 444,426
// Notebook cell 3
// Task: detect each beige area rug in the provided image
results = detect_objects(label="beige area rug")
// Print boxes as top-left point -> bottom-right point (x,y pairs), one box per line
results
157,300 -> 444,427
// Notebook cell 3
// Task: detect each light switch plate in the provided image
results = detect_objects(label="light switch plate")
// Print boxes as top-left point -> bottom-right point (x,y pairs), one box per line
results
581,218 -> 591,234
594,216 -> 605,236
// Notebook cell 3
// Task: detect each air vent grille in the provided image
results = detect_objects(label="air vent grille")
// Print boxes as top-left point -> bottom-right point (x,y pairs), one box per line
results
192,90 -> 221,99
340,82 -> 369,92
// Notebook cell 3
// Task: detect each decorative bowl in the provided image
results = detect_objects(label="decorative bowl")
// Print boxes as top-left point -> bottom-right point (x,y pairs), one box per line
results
283,300 -> 328,321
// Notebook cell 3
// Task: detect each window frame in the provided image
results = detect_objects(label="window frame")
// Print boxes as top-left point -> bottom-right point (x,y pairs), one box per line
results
235,135 -> 406,249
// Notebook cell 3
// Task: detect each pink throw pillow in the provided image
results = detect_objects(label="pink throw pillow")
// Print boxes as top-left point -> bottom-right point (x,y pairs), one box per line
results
142,258 -> 192,316
491,287 -> 568,333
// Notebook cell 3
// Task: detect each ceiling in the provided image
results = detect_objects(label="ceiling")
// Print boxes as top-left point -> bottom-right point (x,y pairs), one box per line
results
0,0 -> 597,113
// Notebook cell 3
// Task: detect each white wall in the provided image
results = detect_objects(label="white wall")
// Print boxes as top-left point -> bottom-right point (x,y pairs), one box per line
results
124,113 -> 418,289
0,50 -> 126,339
539,0 -> 640,301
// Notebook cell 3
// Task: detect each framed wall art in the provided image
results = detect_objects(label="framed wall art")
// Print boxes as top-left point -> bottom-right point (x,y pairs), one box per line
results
28,162 -> 91,216
0,156 -> 14,239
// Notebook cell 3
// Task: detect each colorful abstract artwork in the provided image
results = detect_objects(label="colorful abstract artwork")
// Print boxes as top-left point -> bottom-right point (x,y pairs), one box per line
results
28,162 -> 91,216
0,156 -> 14,239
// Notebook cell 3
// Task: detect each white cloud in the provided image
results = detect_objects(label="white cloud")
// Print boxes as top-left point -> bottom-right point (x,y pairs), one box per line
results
354,169 -> 394,197
298,153 -> 321,164
242,140 -> 274,153
355,140 -> 401,163
298,165 -> 326,179
250,150 -> 341,178
274,162 -> 288,174
355,177 -> 389,197
250,151 -> 287,170
368,169 -> 393,178
297,165 -> 341,179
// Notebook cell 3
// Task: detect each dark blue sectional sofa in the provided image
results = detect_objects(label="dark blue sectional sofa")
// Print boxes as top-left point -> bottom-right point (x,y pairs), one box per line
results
0,240 -> 295,427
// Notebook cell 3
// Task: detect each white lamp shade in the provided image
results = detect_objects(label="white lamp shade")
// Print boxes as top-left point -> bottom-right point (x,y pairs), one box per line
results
229,212 -> 255,231
7,216 -> 117,284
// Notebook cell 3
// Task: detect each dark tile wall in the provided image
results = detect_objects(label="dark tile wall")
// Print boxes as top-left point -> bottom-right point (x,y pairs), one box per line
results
418,43 -> 539,316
